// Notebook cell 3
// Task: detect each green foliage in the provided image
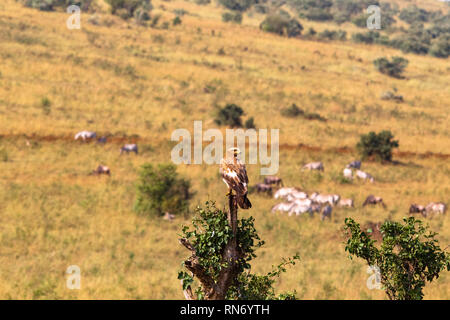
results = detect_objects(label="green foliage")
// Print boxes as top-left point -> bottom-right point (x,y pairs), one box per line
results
399,5 -> 432,25
215,104 -> 244,127
40,96 -> 51,115
244,117 -> 255,129
352,31 -> 389,45
344,217 -> 450,300
222,11 -> 243,24
259,14 -> 303,38
281,103 -> 304,118
317,29 -> 346,41
105,0 -> 152,20
373,56 -> 408,78
356,130 -> 399,162
134,163 -> 194,217
429,35 -> 450,58
218,0 -> 255,12
178,201 -> 300,300
172,16 -> 182,26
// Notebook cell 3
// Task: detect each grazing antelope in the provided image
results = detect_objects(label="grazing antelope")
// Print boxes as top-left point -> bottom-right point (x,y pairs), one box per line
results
264,176 -> 283,187
320,205 -> 332,221
339,198 -> 354,208
363,195 -> 386,208
356,170 -> 374,183
91,165 -> 110,175
120,144 -> 138,155
302,162 -> 324,171
75,131 -> 96,141
424,202 -> 446,217
346,160 -> 361,169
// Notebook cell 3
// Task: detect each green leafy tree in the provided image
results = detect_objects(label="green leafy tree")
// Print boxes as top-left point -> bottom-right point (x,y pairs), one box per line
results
178,201 -> 299,300
259,14 -> 303,38
356,130 -> 399,162
373,56 -> 409,78
344,217 -> 450,300
134,163 -> 194,217
215,104 -> 244,127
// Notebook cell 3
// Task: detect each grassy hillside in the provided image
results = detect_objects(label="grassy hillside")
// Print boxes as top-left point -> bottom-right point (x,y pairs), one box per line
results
0,0 -> 449,299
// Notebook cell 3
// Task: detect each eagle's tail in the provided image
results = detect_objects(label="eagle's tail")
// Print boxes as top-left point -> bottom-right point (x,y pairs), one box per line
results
237,193 -> 252,209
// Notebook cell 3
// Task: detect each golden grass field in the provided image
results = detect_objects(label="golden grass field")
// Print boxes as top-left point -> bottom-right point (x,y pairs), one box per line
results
0,0 -> 449,299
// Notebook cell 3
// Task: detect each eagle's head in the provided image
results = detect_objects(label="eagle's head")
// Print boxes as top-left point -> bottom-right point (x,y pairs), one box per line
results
227,147 -> 241,158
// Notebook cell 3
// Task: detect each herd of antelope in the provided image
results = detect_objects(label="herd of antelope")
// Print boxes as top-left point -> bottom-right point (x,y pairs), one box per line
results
254,160 -> 446,221
74,130 -> 138,176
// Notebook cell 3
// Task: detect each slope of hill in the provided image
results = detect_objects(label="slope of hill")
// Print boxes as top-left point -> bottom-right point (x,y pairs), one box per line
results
0,0 -> 448,299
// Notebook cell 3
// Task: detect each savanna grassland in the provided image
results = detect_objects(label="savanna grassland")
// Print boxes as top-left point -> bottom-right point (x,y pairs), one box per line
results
0,0 -> 449,299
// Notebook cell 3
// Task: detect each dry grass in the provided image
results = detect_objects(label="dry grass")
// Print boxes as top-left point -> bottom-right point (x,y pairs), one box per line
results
0,0 -> 448,299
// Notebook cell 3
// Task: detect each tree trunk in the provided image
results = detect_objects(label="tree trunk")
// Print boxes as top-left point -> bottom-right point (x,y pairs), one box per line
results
179,194 -> 240,300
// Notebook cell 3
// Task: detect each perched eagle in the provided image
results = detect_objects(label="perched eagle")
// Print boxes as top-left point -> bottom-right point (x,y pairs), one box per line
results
220,147 -> 252,209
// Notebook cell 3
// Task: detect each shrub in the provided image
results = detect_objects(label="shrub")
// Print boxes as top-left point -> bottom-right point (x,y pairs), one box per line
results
429,35 -> 450,58
215,104 -> 244,127
373,57 -> 408,78
222,11 -> 242,24
399,5 -> 431,25
318,29 -> 346,41
178,201 -> 300,300
260,14 -> 303,38
344,217 -> 450,300
172,16 -> 182,26
218,0 -> 254,12
134,163 -> 194,217
352,31 -> 389,45
281,103 -> 304,118
304,8 -> 333,21
105,0 -> 152,20
244,117 -> 255,129
356,130 -> 399,162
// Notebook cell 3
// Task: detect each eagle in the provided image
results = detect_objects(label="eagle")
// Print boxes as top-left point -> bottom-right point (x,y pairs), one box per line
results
220,147 -> 252,209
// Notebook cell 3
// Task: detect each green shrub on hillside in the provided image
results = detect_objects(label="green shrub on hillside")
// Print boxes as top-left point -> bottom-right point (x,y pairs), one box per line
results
106,0 -> 152,20
134,163 -> 194,217
218,0 -> 255,12
373,57 -> 408,78
356,130 -> 399,162
259,14 -> 303,38
215,104 -> 244,127
222,11 -> 243,24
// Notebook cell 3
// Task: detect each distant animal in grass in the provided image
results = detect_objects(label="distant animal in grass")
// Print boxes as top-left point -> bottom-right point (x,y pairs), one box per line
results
339,198 -> 354,208
163,212 -> 175,221
409,204 -> 426,215
120,144 -> 138,155
286,190 -> 308,202
302,161 -> 324,171
274,187 -> 297,200
343,168 -> 353,180
91,165 -> 110,176
75,131 -> 96,141
363,195 -> 386,208
423,202 -> 446,217
320,205 -> 332,221
264,176 -> 283,187
255,183 -> 272,195
271,202 -> 294,213
97,136 -> 108,144
356,170 -> 374,183
310,192 -> 340,206
346,160 -> 361,169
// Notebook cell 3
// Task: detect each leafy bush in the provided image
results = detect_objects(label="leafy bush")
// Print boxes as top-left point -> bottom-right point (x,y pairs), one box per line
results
218,0 -> 255,12
281,103 -> 304,118
429,35 -> 450,58
244,117 -> 255,129
399,5 -> 431,25
317,29 -> 346,41
344,217 -> 450,300
215,104 -> 245,127
259,14 -> 303,38
373,57 -> 408,78
172,16 -> 182,26
222,11 -> 243,24
105,0 -> 152,20
356,130 -> 399,162
134,163 -> 194,217
352,31 -> 389,45
178,201 -> 300,300
303,8 -> 333,21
